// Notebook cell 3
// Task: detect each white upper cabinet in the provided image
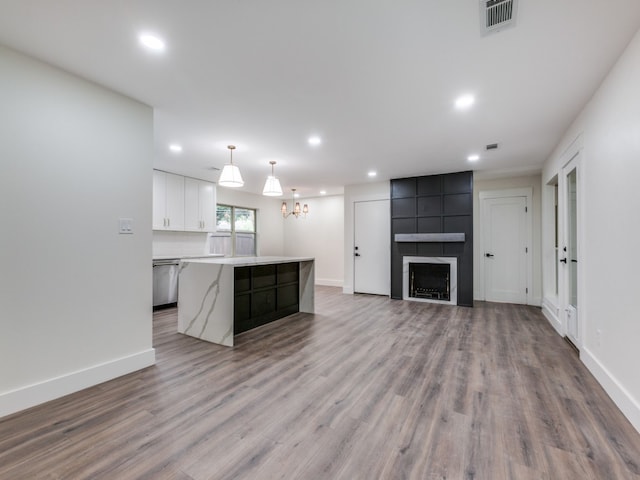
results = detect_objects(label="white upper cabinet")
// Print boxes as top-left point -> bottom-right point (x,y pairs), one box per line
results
184,177 -> 216,232
153,170 -> 185,230
152,170 -> 166,230
153,170 -> 216,232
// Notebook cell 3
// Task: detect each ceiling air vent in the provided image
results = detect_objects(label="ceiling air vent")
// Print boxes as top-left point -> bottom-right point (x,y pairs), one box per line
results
480,0 -> 518,36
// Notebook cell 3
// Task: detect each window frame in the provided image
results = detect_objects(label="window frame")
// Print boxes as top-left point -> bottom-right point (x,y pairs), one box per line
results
213,204 -> 257,257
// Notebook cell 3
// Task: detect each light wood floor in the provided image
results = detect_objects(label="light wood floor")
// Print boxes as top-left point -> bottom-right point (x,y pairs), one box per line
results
2,286 -> 640,479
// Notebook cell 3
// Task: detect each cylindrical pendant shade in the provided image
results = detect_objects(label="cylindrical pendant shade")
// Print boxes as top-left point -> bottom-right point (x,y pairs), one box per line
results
262,175 -> 283,196
218,164 -> 244,187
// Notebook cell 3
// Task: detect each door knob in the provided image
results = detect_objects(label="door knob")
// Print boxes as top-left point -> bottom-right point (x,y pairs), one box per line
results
485,253 -> 494,258
355,253 -> 361,257
560,258 -> 567,264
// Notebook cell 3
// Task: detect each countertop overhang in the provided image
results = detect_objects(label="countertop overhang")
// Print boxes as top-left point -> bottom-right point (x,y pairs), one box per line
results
153,254 -> 225,261
180,256 -> 315,267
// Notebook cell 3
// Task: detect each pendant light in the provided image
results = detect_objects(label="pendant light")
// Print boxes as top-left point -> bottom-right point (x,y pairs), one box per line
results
262,161 -> 283,196
218,145 -> 244,188
282,189 -> 309,218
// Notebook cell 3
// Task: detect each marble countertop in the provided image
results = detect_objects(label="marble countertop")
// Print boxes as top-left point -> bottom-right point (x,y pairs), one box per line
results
153,254 -> 225,261
180,255 -> 315,267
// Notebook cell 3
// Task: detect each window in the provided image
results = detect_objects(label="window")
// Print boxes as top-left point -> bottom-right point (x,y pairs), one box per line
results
210,204 -> 256,256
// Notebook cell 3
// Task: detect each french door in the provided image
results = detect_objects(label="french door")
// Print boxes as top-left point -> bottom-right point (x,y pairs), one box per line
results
560,156 -> 580,347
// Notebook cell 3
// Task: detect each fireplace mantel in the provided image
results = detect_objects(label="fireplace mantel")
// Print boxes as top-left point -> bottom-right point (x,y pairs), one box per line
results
394,233 -> 465,243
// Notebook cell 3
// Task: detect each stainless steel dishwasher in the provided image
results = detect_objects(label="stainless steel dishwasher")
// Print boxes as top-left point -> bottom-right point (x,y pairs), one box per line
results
153,258 -> 180,308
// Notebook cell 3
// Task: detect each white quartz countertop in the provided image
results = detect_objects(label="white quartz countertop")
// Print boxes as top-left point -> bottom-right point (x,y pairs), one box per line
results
180,256 -> 315,267
153,254 -> 225,261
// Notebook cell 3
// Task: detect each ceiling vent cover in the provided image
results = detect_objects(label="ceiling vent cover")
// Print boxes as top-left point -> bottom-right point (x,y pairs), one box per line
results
481,0 -> 518,36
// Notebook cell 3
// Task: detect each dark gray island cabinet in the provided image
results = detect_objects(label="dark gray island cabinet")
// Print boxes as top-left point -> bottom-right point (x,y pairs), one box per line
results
177,256 -> 315,346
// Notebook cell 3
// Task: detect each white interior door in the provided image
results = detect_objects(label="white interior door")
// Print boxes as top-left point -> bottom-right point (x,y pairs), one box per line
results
482,196 -> 528,303
354,200 -> 390,295
561,158 -> 579,346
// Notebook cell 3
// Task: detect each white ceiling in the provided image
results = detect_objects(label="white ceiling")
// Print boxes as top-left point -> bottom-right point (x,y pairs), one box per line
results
2,1 -> 640,197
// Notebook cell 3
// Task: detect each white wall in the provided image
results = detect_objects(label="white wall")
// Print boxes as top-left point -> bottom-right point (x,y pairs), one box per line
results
217,189 -> 345,286
542,28 -> 640,432
153,231 -> 210,257
473,174 -> 542,305
152,187 -> 285,257
283,195 -> 344,286
156,185 -> 344,284
0,46 -> 154,417
343,181 -> 390,294
216,188 -> 284,256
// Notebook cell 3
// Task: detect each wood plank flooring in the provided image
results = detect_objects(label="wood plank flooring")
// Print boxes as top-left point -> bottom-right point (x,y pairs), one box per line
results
2,286 -> 640,479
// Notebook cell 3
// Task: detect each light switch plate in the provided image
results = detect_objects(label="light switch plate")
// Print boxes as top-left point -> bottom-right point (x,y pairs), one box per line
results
118,218 -> 133,234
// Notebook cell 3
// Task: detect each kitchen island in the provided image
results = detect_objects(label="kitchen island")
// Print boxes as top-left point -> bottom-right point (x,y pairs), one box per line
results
177,256 -> 315,346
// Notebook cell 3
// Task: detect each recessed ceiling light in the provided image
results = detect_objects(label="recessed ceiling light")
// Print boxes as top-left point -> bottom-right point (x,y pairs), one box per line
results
455,94 -> 475,109
320,190 -> 327,195
139,34 -> 165,52
308,136 -> 322,146
169,144 -> 182,153
368,171 -> 377,177
467,154 -> 480,162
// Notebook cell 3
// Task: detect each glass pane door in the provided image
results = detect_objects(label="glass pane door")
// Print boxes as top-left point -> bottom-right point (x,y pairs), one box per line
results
567,168 -> 578,310
562,158 -> 579,346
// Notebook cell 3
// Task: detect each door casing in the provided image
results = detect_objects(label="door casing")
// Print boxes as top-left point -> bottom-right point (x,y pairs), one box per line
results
559,153 -> 581,348
478,188 -> 534,305
354,199 -> 390,295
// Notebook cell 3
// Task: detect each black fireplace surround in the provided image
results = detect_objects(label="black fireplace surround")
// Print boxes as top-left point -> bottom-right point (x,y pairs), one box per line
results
390,171 -> 473,306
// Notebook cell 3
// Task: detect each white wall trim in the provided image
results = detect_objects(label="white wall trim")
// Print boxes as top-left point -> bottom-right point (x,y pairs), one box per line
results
542,296 -> 563,335
581,347 -> 640,433
349,192 -> 390,203
0,349 -> 156,419
478,187 -> 534,305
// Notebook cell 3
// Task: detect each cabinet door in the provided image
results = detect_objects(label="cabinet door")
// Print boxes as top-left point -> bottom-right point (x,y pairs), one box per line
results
164,172 -> 185,230
199,180 -> 216,232
184,178 -> 216,231
184,177 -> 201,231
152,170 -> 167,229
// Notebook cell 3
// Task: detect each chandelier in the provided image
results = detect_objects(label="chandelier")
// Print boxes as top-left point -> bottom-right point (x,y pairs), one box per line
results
281,189 -> 308,218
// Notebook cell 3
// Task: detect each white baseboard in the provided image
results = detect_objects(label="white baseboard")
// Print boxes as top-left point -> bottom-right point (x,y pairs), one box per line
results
542,299 -> 563,336
530,296 -> 542,307
581,347 -> 640,433
0,348 -> 156,419
315,278 -> 343,287
343,284 -> 354,294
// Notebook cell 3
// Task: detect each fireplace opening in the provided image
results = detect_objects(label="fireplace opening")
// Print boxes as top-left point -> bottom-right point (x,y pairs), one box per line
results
409,263 -> 450,301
